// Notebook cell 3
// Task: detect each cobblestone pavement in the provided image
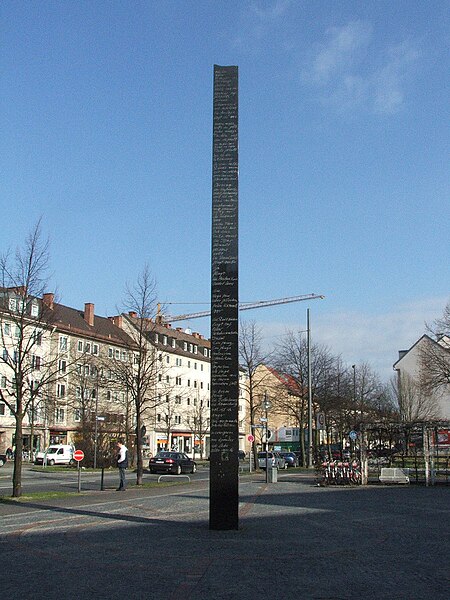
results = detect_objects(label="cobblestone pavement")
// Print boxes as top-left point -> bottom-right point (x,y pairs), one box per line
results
1,474 -> 448,600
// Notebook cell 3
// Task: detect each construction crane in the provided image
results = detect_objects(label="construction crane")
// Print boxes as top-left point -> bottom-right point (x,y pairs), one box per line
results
160,293 -> 325,323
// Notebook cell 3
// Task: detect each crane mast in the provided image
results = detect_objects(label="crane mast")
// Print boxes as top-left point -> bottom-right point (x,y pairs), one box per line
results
162,293 -> 325,323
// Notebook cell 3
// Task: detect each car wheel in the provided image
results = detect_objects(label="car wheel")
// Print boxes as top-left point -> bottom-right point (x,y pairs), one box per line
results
48,459 -> 55,466
176,464 -> 182,475
150,468 -> 156,474
284,462 -> 288,469
191,464 -> 197,474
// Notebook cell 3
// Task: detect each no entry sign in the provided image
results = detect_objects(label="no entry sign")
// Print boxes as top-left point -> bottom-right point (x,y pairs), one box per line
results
73,449 -> 84,462
247,434 -> 255,443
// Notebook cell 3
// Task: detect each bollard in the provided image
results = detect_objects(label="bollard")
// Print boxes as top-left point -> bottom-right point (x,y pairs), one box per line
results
101,467 -> 105,491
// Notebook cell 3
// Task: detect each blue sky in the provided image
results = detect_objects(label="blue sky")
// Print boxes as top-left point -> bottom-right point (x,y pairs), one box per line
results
1,1 -> 449,380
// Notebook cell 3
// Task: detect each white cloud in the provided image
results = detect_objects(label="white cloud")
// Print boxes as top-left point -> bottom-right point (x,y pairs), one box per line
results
303,21 -> 420,114
232,0 -> 291,50
260,296 -> 448,381
309,21 -> 372,85
372,40 -> 420,114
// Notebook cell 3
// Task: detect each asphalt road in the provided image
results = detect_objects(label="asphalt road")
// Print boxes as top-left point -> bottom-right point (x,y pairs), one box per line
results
1,471 -> 449,600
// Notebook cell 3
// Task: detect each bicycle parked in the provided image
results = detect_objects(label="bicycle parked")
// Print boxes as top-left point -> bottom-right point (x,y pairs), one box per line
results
317,459 -> 362,486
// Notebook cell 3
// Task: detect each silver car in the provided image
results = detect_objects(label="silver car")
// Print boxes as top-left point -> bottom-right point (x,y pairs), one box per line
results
257,451 -> 287,470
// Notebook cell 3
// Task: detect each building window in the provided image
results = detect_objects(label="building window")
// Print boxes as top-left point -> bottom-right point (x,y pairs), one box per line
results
59,359 -> 66,373
0,403 -> 5,416
108,348 -> 113,358
55,407 -> 65,423
78,340 -> 83,352
166,355 -> 170,364
4,322 -> 11,336
156,413 -> 161,423
93,344 -> 99,356
193,345 -> 198,354
32,355 -> 41,370
57,384 -> 66,398
175,415 -> 181,425
163,335 -> 167,345
0,375 -> 6,388
155,334 -> 159,343
171,339 -> 176,348
176,377 -> 181,385
59,336 -> 68,351
175,395 -> 181,404
74,408 -> 81,422
183,342 -> 187,351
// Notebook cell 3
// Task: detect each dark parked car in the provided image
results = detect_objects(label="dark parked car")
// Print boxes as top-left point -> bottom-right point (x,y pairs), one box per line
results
0,454 -> 7,467
149,451 -> 197,475
279,452 -> 298,467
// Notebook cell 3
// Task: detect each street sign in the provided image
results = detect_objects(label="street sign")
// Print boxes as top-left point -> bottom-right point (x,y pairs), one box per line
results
316,413 -> 326,430
251,424 -> 264,428
247,434 -> 254,443
260,417 -> 268,422
73,449 -> 84,462
349,430 -> 358,441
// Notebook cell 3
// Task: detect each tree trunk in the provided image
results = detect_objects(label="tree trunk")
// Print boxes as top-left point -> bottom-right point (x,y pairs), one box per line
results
12,417 -> 24,497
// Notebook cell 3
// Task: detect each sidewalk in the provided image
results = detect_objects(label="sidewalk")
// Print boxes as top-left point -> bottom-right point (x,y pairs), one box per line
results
1,473 -> 449,600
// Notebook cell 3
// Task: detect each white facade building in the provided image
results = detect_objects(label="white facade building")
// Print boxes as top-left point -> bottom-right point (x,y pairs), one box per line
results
394,334 -> 450,419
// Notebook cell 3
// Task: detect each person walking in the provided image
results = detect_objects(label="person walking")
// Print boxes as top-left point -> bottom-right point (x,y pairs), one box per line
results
116,439 -> 128,491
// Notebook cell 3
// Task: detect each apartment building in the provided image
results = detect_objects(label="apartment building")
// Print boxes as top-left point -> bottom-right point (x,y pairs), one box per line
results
114,314 -> 248,458
1,288 -> 249,462
0,289 -> 136,456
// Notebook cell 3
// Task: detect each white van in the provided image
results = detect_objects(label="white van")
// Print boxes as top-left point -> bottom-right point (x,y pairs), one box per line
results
35,444 -> 75,466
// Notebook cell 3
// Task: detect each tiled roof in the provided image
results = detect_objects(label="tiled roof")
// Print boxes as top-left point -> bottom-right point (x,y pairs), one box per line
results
53,304 -> 135,346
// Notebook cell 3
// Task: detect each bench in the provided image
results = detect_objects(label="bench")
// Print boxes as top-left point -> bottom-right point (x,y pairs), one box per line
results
379,467 -> 410,484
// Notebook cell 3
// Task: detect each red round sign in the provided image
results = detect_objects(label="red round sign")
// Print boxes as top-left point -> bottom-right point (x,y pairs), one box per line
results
247,434 -> 255,443
73,449 -> 84,462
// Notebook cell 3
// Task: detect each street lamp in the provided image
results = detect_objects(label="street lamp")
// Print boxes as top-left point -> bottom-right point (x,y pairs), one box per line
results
263,391 -> 272,482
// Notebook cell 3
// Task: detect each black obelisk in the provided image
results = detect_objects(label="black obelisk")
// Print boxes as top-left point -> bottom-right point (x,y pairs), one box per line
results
209,65 -> 239,530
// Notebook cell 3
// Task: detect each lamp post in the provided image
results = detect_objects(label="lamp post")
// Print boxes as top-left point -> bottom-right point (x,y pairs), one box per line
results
307,308 -> 313,468
263,391 -> 272,483
351,364 -> 356,455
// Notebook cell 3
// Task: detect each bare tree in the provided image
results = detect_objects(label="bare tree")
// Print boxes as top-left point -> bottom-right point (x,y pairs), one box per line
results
0,222 -> 62,497
239,321 -> 273,468
420,301 -> 450,393
107,266 -> 161,485
186,392 -> 210,459
390,372 -> 440,422
274,331 -> 335,464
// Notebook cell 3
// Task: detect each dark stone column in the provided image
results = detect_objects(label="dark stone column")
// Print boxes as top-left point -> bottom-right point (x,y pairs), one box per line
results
209,65 -> 239,530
